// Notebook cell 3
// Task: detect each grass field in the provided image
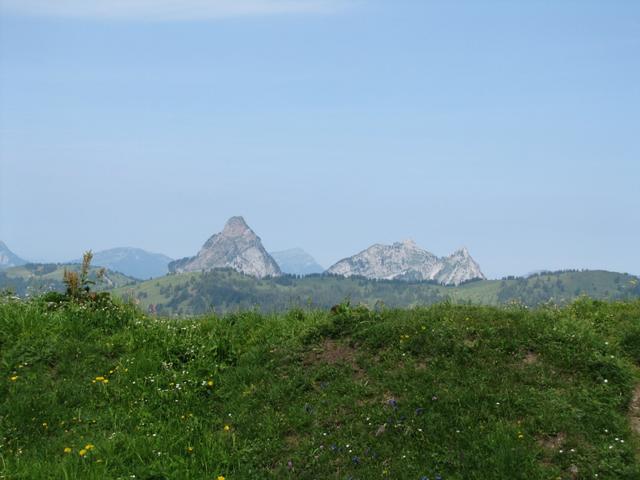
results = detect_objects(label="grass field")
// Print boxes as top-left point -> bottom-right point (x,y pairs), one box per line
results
2,296 -> 640,479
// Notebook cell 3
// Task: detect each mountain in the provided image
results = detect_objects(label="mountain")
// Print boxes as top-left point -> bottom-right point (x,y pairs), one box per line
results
168,216 -> 281,278
0,263 -> 138,297
326,240 -> 485,285
270,248 -> 324,275
71,247 -> 172,279
112,269 -> 640,316
0,241 -> 27,269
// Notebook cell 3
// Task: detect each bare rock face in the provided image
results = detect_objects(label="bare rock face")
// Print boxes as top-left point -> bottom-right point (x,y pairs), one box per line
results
169,216 -> 281,278
327,241 -> 485,286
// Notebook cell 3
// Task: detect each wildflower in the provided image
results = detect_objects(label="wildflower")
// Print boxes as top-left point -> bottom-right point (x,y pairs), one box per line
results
63,447 -> 72,454
186,447 -> 193,454
85,444 -> 95,451
79,449 -> 88,457
223,425 -> 231,432
415,407 -> 425,415
217,477 -> 225,480
42,422 -> 48,429
207,380 -> 214,387
10,375 -> 18,381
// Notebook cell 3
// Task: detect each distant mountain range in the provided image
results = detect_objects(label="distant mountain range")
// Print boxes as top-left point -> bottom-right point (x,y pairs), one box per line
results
169,216 -> 281,278
2,217 -> 485,285
70,247 -> 173,280
0,263 -> 138,297
0,241 -> 27,269
327,240 -> 485,285
270,248 -> 324,275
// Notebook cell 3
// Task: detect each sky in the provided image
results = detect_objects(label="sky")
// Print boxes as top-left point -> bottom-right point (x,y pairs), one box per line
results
0,0 -> 639,278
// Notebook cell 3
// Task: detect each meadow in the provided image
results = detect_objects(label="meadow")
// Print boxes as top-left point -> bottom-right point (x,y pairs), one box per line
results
2,293 -> 640,479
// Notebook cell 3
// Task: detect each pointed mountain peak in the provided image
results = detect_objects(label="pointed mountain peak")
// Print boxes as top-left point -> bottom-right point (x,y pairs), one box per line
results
221,216 -> 253,236
452,247 -> 470,257
0,241 -> 27,269
169,217 -> 281,278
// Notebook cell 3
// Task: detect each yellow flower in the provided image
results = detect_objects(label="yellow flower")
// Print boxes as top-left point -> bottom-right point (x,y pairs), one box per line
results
186,446 -> 193,453
85,444 -> 95,451
223,425 -> 231,432
10,375 -> 18,381
103,379 -> 109,384
207,380 -> 214,387
63,447 -> 72,454
217,476 -> 226,480
95,376 -> 105,382
79,449 -> 88,457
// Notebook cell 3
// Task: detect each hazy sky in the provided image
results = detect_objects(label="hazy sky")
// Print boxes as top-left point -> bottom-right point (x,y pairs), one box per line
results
1,0 -> 639,278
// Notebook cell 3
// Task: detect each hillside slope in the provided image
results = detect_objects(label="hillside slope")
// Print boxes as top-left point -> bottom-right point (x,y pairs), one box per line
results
2,298 -> 640,479
0,263 -> 138,296
114,269 -> 640,315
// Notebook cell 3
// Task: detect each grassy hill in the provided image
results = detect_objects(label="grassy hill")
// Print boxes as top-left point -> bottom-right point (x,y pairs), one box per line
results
2,296 -> 640,479
0,263 -> 138,297
113,269 -> 640,315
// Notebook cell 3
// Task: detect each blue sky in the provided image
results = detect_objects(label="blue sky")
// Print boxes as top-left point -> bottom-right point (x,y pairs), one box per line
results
0,0 -> 638,278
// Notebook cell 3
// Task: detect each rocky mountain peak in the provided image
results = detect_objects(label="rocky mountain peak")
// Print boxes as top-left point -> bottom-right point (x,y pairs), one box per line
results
169,217 -> 281,279
451,247 -> 470,257
327,241 -> 485,285
0,241 -> 27,270
397,239 -> 418,248
222,216 -> 251,235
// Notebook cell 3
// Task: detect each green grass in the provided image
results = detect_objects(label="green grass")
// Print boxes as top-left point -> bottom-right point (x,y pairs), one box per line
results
2,297 -> 640,479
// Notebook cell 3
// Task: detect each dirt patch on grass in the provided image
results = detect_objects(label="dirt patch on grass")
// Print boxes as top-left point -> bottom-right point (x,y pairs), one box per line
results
304,339 -> 365,379
285,433 -> 301,448
537,431 -> 566,451
523,351 -> 539,365
628,384 -> 640,435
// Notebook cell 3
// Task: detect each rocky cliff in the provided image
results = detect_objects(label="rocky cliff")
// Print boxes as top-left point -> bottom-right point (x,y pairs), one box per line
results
327,240 -> 485,285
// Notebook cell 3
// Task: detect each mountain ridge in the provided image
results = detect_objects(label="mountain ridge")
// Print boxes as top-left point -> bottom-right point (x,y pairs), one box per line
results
327,240 -> 485,285
70,247 -> 173,279
270,248 -> 324,275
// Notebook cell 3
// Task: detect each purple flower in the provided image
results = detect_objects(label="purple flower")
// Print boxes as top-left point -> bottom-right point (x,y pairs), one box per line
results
415,407 -> 425,415
388,398 -> 398,409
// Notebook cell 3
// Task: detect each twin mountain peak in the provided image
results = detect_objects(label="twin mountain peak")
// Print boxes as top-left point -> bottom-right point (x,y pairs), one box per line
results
169,216 -> 485,285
